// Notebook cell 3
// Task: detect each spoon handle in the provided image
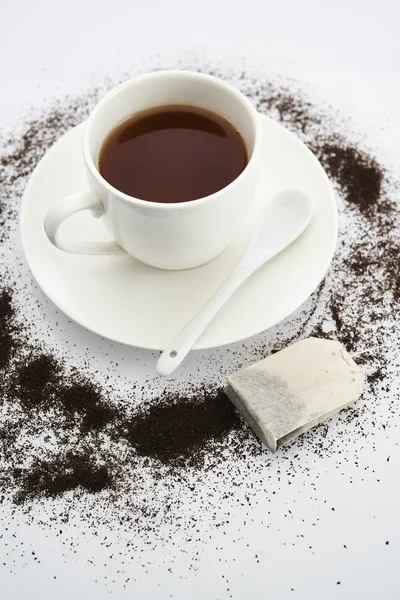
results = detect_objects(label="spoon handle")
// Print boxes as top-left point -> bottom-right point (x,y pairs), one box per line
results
156,263 -> 252,376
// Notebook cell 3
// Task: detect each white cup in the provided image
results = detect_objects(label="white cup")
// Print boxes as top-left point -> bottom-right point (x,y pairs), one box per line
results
44,71 -> 263,270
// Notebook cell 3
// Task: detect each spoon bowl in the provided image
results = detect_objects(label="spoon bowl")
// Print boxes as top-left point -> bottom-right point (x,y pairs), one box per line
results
242,190 -> 313,270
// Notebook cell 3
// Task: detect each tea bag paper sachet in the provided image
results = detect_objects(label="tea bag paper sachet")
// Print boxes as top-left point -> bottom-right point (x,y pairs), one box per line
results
225,338 -> 364,452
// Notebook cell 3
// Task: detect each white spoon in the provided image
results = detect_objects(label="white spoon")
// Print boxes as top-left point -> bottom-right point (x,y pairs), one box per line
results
156,190 -> 313,377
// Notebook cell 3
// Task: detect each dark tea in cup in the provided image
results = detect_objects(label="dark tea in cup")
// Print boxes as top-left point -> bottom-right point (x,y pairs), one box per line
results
98,105 -> 248,204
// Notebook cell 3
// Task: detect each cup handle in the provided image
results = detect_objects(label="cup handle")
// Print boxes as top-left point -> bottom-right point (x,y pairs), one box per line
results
44,192 -> 122,255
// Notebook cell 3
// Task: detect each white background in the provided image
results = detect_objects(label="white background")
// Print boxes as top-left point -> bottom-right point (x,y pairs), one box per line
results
1,1 -> 400,599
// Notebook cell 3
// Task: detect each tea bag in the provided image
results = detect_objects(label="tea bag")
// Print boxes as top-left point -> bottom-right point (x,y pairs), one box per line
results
225,338 -> 364,452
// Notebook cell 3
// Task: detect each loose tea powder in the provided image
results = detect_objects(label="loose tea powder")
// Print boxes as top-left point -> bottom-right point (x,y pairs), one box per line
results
315,143 -> 384,214
16,354 -> 61,409
122,389 -> 242,468
12,351 -> 119,432
0,289 -> 16,370
14,449 -> 113,504
0,287 -> 249,503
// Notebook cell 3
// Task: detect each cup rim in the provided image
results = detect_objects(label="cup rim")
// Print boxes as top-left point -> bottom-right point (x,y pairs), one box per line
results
83,70 -> 263,210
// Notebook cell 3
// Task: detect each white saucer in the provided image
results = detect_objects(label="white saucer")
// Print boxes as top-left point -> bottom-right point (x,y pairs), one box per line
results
21,115 -> 337,350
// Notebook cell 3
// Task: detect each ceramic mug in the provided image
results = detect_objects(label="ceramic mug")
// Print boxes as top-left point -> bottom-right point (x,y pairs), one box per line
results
44,70 -> 262,270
